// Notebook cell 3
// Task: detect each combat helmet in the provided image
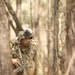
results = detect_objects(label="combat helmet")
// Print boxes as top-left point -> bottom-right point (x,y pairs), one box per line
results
18,29 -> 33,42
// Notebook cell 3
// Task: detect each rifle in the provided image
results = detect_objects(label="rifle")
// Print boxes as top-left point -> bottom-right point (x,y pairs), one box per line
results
13,45 -> 28,75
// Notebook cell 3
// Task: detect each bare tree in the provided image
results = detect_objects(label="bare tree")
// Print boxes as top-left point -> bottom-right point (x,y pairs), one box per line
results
33,0 -> 44,75
0,0 -> 13,75
65,51 -> 75,75
58,0 -> 67,75
16,0 -> 22,21
66,0 -> 72,66
66,0 -> 75,75
47,1 -> 51,75
52,0 -> 59,75
46,0 -> 54,75
30,0 -> 33,29
4,0 -> 23,33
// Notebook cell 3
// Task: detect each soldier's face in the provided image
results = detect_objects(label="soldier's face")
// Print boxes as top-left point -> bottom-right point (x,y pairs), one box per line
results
21,38 -> 31,46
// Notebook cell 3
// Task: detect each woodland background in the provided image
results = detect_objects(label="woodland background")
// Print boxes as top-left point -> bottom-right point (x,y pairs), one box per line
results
0,0 -> 75,75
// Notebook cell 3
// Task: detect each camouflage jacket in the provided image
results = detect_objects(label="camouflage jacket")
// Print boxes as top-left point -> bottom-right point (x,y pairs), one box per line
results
10,39 -> 37,74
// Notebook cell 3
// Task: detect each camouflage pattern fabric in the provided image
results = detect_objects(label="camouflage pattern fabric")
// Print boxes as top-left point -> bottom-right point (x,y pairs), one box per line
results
11,39 -> 37,75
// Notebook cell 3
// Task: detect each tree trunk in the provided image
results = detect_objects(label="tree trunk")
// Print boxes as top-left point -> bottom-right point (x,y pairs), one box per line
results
66,0 -> 75,75
0,0 -> 13,75
66,0 -> 72,66
53,0 -> 59,75
4,0 -> 23,32
33,0 -> 44,75
47,0 -> 54,75
16,0 -> 21,21
58,0 -> 67,75
30,0 -> 33,29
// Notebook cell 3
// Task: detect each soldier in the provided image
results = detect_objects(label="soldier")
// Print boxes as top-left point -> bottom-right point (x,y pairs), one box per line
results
11,29 -> 37,75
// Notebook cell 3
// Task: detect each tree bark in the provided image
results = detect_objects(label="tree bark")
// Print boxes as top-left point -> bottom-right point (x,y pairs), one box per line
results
30,0 -> 33,29
47,0 -> 54,75
0,0 -> 13,75
16,0 -> 22,21
66,1 -> 74,75
66,0 -> 75,75
47,0 -> 50,63
33,0 -> 44,75
58,0 -> 67,75
53,0 -> 59,75
4,0 -> 23,31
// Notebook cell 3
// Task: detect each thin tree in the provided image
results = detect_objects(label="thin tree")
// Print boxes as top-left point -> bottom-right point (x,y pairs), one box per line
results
33,0 -> 44,75
16,0 -> 22,21
66,0 -> 75,74
46,0 -> 53,75
66,0 -> 72,67
30,0 -> 33,30
52,0 -> 59,75
58,0 -> 67,75
4,0 -> 23,32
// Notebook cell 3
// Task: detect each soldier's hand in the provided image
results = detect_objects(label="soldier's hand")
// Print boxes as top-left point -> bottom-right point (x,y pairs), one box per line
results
12,58 -> 20,67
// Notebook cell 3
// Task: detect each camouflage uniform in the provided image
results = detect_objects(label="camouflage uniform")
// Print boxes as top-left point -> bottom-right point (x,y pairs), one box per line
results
11,30 -> 37,75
